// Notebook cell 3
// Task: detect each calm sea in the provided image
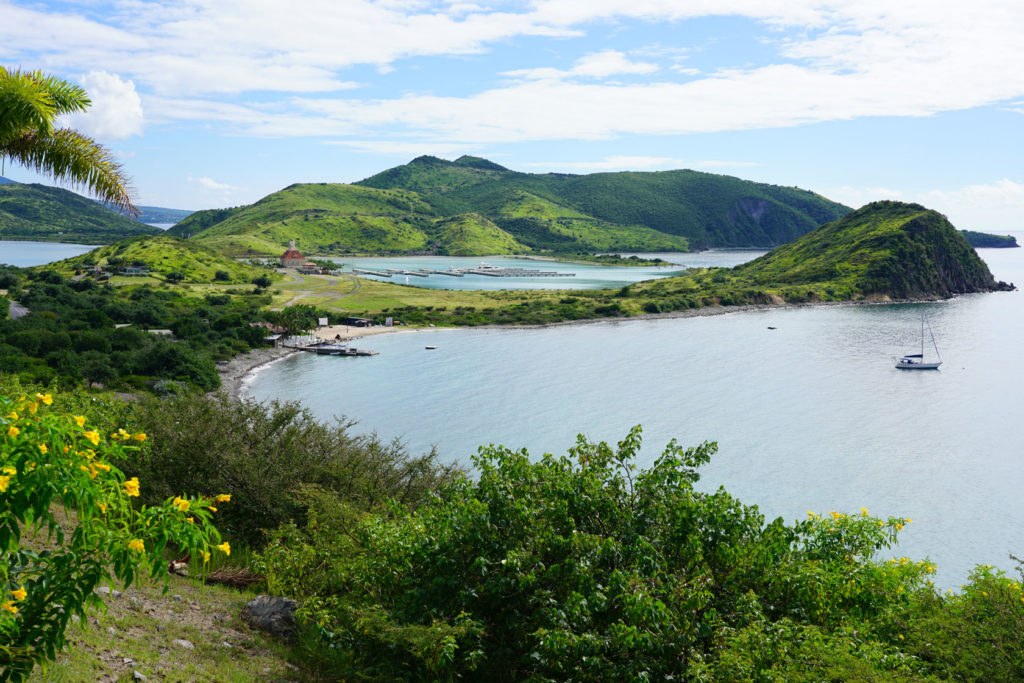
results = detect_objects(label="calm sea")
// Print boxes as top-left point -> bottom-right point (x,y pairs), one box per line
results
246,239 -> 1024,587
0,240 -> 95,267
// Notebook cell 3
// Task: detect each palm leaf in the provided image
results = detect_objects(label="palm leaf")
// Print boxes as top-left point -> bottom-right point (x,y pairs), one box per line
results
3,128 -> 138,216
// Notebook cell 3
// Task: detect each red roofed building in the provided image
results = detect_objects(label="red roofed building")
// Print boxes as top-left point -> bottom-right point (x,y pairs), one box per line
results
279,240 -> 305,268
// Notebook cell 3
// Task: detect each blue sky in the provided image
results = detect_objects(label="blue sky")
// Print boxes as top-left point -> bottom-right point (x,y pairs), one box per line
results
2,0 -> 1022,230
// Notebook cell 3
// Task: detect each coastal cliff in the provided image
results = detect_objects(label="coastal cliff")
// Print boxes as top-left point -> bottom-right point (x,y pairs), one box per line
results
630,200 -> 1013,308
734,201 -> 1012,298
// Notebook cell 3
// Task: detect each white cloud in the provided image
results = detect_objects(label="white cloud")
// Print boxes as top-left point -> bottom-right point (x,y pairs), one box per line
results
504,50 -> 659,81
918,179 -> 1024,230
189,176 -> 240,192
65,71 -> 144,140
4,1 -> 1024,146
824,180 -> 1024,231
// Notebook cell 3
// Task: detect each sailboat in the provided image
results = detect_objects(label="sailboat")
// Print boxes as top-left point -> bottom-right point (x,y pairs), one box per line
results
894,312 -> 942,370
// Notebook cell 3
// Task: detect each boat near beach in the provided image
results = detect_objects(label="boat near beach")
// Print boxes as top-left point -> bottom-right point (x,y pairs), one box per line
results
307,342 -> 379,357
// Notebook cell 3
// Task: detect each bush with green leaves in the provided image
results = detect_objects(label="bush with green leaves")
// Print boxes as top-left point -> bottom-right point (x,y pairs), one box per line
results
255,427 -> 957,681
132,392 -> 458,547
0,390 -> 227,681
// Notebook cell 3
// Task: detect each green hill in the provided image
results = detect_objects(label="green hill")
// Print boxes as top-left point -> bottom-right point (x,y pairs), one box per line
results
632,201 -> 1009,307
169,183 -> 438,256
136,205 -> 193,225
49,234 -> 270,284
174,156 -> 848,256
0,182 -> 161,244
357,155 -> 850,250
432,213 -> 527,255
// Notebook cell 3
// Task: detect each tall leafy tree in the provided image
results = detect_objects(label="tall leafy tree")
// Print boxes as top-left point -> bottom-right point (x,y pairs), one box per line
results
0,67 -> 136,216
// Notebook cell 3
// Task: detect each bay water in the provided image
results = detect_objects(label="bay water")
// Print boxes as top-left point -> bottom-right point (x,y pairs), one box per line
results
246,241 -> 1024,587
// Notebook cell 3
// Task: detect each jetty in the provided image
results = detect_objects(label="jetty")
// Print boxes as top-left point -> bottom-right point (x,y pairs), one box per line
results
281,336 -> 378,356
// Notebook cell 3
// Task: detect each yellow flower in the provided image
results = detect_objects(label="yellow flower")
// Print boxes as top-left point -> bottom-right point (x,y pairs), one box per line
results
83,430 -> 101,446
172,496 -> 190,513
1,601 -> 18,614
806,510 -> 818,519
10,587 -> 26,601
216,542 -> 231,556
114,428 -> 130,441
186,517 -> 194,524
904,517 -> 912,524
0,476 -> 10,493
127,539 -> 145,553
97,502 -> 108,514
202,550 -> 211,563
860,507 -> 869,516
36,393 -> 53,406
2,467 -> 15,476
208,505 -> 217,513
93,462 -> 111,472
132,432 -> 147,442
26,401 -> 37,415
5,411 -> 17,420
6,426 -> 19,438
38,443 -> 47,454
124,477 -> 140,497
214,494 -> 231,503
73,415 -> 86,428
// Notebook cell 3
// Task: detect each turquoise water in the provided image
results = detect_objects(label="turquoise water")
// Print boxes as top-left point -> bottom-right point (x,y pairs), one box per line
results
246,242 -> 1024,587
331,253 -> 759,290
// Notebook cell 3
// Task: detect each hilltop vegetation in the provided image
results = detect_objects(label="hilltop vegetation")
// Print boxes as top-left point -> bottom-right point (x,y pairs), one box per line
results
50,234 -> 272,284
0,182 -> 160,244
170,155 -> 848,256
357,155 -> 849,249
629,201 -> 1009,311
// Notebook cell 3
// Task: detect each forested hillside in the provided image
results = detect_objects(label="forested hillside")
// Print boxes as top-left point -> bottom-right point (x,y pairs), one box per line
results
169,156 -> 849,255
0,183 -> 161,244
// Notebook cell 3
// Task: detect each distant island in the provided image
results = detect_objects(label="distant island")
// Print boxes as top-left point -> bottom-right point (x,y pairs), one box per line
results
960,230 -> 1019,248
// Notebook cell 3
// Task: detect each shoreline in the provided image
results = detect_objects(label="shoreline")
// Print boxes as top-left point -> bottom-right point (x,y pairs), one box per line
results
217,324 -> 416,400
222,297 -> 939,399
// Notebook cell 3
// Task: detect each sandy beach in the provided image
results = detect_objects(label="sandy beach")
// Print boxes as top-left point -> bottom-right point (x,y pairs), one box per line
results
216,325 -> 414,399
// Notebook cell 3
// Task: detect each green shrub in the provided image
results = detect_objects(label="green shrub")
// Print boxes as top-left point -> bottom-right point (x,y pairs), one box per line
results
255,427 -> 944,681
132,393 -> 458,547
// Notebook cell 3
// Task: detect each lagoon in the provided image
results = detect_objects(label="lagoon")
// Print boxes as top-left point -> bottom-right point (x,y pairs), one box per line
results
246,241 -> 1024,588
0,240 -> 95,267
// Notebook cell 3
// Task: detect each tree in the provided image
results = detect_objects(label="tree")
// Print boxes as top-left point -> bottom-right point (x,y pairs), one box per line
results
258,427 -> 939,681
0,390 -> 226,680
0,67 -> 136,216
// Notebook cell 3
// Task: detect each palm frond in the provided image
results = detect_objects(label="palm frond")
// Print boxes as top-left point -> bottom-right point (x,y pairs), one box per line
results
3,128 -> 138,217
0,68 -> 59,142
21,69 -> 91,116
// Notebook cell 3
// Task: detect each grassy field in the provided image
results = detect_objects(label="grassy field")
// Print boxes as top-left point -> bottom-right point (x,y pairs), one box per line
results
270,271 -> 547,315
28,575 -> 297,683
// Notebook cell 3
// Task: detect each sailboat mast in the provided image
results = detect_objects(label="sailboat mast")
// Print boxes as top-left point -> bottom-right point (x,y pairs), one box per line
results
920,312 -> 925,357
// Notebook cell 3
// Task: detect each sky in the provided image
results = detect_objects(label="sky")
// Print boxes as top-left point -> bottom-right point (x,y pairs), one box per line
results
1,0 -> 1022,230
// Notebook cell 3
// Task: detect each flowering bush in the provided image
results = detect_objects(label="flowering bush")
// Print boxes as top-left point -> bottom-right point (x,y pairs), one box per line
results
0,391 -> 227,681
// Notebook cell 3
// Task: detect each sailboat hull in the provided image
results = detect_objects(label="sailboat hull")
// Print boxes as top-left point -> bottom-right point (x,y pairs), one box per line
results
894,359 -> 942,370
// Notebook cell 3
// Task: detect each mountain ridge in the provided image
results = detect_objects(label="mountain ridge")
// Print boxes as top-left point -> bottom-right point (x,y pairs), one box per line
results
170,156 -> 852,255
